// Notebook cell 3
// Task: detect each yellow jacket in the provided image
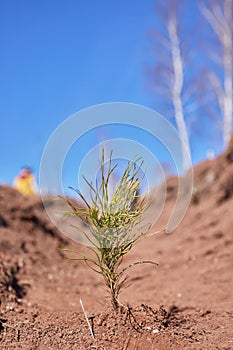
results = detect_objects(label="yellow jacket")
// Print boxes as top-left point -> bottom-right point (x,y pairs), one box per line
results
14,174 -> 36,195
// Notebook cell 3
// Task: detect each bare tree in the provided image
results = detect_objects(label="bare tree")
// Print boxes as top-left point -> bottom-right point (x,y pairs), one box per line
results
200,0 -> 233,147
147,0 -> 193,171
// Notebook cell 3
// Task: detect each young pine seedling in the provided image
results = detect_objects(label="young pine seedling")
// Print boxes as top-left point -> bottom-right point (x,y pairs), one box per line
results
61,148 -> 158,310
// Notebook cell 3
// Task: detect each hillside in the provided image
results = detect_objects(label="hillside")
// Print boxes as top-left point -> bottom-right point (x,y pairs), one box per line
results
0,140 -> 233,349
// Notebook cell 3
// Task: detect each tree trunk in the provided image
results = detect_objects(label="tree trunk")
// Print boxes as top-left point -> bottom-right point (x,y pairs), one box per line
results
223,0 -> 233,147
168,15 -> 191,171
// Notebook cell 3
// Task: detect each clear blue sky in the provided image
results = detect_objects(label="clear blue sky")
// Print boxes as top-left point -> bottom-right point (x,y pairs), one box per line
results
0,0 -> 222,190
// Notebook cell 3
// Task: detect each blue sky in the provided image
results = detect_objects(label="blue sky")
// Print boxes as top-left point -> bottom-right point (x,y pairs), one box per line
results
0,0 -> 223,191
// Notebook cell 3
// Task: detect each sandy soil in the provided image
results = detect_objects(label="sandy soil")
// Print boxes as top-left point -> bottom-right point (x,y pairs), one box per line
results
1,140 -> 233,349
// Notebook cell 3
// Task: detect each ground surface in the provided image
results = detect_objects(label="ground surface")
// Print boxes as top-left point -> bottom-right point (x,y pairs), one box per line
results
1,141 -> 233,349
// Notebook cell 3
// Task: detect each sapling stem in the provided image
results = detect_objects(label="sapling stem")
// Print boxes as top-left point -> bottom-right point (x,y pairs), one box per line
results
62,148 -> 158,309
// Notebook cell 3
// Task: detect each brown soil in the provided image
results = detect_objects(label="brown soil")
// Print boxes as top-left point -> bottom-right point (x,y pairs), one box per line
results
1,140 -> 233,349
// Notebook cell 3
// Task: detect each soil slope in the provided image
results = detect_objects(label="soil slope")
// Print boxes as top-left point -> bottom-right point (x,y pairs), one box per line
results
0,140 -> 233,349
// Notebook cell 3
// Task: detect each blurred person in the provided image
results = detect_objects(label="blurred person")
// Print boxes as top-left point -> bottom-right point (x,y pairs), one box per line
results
14,167 -> 37,195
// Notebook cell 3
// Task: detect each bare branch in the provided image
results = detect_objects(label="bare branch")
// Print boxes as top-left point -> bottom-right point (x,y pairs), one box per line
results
209,71 -> 224,109
199,2 -> 223,39
147,0 -> 192,170
200,0 -> 233,147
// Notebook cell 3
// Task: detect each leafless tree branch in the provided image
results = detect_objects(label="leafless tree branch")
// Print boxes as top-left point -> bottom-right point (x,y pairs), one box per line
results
200,0 -> 233,147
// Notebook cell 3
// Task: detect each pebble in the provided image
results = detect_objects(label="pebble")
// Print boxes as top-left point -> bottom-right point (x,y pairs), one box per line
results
152,329 -> 159,334
6,305 -> 14,311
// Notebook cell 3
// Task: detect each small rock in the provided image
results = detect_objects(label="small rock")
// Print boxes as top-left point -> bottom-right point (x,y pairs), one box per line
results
6,305 -> 14,311
152,329 -> 159,334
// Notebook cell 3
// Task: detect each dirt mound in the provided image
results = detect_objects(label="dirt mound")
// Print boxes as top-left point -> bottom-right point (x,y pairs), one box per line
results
1,139 -> 233,349
0,187 -> 68,309
0,257 -> 24,303
192,136 -> 233,205
0,186 -> 66,239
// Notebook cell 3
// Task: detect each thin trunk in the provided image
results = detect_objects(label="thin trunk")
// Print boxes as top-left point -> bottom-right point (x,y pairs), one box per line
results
168,15 -> 191,171
223,0 -> 233,147
200,0 -> 233,148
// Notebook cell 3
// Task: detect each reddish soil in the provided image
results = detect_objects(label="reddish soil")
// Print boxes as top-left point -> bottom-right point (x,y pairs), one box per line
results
1,140 -> 233,349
